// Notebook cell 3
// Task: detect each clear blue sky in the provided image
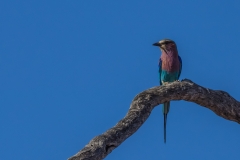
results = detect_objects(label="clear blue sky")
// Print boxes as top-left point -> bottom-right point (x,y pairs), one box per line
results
1,1 -> 240,160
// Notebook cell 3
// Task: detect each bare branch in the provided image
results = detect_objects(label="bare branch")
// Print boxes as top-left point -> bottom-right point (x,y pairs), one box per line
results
68,79 -> 240,160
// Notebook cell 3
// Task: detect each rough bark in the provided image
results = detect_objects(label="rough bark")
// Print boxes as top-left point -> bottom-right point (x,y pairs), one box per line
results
68,79 -> 240,160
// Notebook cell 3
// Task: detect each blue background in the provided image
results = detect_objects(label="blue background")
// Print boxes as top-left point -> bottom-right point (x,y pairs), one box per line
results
1,1 -> 240,159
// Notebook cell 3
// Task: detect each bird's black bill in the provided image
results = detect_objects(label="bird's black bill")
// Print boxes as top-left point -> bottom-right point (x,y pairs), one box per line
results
153,42 -> 161,46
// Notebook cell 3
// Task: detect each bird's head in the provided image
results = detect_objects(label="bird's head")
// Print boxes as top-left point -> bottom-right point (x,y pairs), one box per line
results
153,39 -> 177,53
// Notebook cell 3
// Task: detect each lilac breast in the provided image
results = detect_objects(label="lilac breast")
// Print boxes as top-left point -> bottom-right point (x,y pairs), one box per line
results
161,48 -> 180,72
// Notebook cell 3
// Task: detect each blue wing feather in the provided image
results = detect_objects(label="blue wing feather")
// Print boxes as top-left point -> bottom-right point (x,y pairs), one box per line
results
158,59 -> 162,85
178,56 -> 182,79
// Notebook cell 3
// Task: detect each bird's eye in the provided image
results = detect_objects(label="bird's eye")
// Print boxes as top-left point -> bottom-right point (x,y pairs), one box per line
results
165,41 -> 170,45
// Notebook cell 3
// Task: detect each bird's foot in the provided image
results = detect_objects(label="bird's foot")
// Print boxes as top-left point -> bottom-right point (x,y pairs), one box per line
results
162,82 -> 169,85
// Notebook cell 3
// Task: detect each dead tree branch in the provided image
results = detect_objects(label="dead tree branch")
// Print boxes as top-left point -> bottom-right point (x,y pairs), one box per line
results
68,79 -> 240,160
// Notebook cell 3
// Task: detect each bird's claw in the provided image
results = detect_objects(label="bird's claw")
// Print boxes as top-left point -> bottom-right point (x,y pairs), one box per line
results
162,82 -> 169,85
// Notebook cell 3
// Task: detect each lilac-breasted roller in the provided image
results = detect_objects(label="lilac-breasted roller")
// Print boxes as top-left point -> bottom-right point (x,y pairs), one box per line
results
153,39 -> 182,143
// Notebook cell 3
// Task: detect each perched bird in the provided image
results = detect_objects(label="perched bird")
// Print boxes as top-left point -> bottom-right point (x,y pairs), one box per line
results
153,39 -> 182,143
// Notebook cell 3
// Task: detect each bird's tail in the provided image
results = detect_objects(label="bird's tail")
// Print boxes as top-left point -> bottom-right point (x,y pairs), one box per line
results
163,101 -> 170,143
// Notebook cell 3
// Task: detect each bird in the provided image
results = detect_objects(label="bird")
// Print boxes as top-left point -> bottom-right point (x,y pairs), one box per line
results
153,39 -> 182,143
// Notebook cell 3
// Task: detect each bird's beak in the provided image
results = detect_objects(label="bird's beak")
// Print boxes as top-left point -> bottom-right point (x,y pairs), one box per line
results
153,42 -> 167,54
153,42 -> 161,47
